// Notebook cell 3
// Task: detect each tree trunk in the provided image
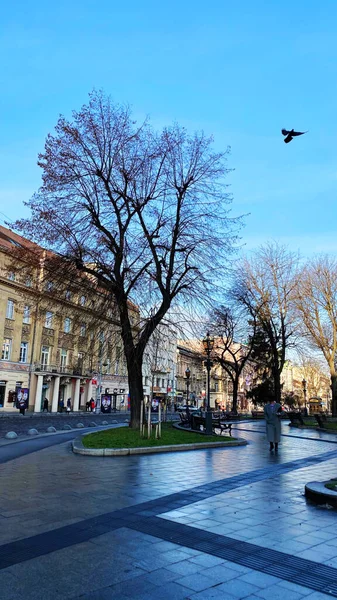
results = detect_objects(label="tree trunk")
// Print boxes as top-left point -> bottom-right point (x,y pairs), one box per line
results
273,367 -> 282,404
231,377 -> 239,414
331,373 -> 337,417
127,355 -> 144,428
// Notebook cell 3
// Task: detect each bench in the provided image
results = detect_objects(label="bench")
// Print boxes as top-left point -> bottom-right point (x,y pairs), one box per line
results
191,414 -> 232,436
251,411 -> 265,419
179,412 -> 190,426
315,414 -> 328,428
288,412 -> 304,426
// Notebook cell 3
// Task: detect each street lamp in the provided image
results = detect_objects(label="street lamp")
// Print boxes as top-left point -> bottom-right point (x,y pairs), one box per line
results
185,367 -> 191,408
302,379 -> 307,413
202,332 -> 214,435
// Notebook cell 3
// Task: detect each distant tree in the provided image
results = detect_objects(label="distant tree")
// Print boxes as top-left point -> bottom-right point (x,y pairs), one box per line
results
247,378 -> 274,406
12,91 -> 241,427
211,306 -> 257,413
234,242 -> 298,403
294,256 -> 337,416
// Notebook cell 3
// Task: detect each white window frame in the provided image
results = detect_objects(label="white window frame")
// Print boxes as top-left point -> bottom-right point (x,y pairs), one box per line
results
80,295 -> 86,306
41,346 -> 50,368
60,348 -> 67,369
80,323 -> 86,336
23,305 -> 30,324
45,311 -> 53,328
64,317 -> 72,333
19,342 -> 28,363
6,300 -> 14,319
2,338 -> 12,360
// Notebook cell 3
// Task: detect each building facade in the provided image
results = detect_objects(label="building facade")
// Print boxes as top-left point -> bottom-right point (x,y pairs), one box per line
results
142,325 -> 177,408
0,226 -> 134,412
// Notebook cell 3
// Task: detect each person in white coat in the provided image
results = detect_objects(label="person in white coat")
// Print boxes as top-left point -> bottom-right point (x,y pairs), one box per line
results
264,399 -> 282,452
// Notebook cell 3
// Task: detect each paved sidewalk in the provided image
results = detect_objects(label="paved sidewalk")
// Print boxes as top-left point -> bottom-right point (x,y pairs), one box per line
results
1,422 -> 337,599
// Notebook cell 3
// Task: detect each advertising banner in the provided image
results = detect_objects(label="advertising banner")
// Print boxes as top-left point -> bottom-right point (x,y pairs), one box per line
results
101,395 -> 112,413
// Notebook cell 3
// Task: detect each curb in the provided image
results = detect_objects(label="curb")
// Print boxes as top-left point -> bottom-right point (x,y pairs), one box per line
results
0,423 -> 127,447
305,481 -> 337,508
72,435 -> 248,456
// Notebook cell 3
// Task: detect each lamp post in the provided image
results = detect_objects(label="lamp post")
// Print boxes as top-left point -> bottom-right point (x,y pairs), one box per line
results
202,332 -> 214,435
185,367 -> 191,408
96,359 -> 108,414
302,379 -> 307,413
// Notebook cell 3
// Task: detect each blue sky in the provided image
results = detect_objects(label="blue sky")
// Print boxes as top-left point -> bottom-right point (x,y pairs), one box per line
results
1,0 -> 337,255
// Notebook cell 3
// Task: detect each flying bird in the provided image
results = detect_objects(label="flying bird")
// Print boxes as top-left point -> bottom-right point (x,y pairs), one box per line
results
281,128 -> 308,143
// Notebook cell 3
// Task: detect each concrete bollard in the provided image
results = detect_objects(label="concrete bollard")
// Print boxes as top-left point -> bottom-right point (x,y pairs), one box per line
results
5,431 -> 18,439
28,428 -> 39,436
47,426 -> 57,433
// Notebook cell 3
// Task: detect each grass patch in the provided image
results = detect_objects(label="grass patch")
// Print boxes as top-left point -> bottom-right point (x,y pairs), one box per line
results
82,422 -> 236,449
325,479 -> 337,491
319,422 -> 337,431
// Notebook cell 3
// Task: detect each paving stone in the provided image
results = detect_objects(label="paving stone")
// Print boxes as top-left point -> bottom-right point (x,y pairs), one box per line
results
216,578 -> 261,598
2,422 -> 337,600
253,584 -> 305,600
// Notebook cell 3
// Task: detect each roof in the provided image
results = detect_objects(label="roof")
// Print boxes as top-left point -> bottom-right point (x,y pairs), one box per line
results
0,225 -> 44,254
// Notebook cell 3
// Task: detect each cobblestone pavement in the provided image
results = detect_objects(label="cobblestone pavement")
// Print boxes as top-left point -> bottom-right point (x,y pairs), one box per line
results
1,422 -> 337,599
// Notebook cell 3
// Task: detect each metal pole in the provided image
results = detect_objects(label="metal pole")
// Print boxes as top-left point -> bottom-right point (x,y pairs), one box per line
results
205,351 -> 213,435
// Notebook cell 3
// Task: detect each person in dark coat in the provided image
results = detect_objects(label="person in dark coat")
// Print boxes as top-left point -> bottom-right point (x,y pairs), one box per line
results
43,398 -> 49,412
66,398 -> 72,412
59,398 -> 64,412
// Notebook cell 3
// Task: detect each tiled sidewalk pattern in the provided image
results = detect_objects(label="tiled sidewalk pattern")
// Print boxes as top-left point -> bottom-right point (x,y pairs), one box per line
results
1,422 -> 337,599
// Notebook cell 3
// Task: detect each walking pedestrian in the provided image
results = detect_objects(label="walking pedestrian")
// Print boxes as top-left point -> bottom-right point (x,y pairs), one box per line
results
264,399 -> 282,452
66,398 -> 72,412
43,397 -> 49,412
90,398 -> 96,412
59,398 -> 64,413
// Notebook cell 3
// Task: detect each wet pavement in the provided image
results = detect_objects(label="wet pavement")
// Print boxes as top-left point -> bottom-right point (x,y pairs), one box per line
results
1,421 -> 337,599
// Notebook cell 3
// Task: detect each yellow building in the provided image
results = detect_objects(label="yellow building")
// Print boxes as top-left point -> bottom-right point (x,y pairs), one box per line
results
0,226 -> 133,412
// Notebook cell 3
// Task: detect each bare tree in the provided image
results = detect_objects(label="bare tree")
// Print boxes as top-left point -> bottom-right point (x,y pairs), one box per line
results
211,306 -> 257,413
295,255 -> 337,415
13,91 -> 241,427
234,242 -> 299,403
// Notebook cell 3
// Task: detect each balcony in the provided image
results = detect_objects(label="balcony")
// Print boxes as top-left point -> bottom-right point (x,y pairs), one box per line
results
34,363 -> 91,377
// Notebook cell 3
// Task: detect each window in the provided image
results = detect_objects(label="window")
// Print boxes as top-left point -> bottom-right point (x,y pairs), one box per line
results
65,290 -> 72,301
60,349 -> 67,369
8,271 -> 15,281
156,378 -> 160,387
45,311 -> 53,328
1,338 -> 12,360
162,379 -> 165,388
41,346 -> 50,368
23,305 -> 30,324
45,281 -> 54,292
80,323 -> 86,336
6,300 -> 14,319
98,330 -> 104,343
19,342 -> 28,363
25,276 -> 32,287
115,347 -> 121,374
80,295 -> 86,306
64,317 -> 72,333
